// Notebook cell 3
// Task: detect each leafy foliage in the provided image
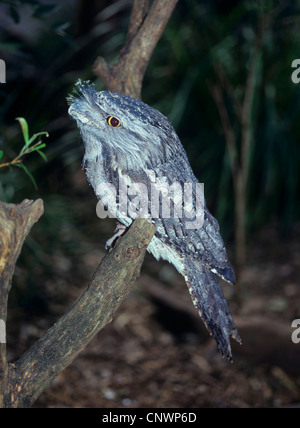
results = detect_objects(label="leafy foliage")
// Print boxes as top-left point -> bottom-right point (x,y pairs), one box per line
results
0,117 -> 48,189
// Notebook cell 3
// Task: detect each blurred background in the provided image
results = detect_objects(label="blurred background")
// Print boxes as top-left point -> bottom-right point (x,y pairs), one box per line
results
0,0 -> 300,408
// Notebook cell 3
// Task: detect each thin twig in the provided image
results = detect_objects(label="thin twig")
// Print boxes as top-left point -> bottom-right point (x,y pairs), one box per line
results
213,64 -> 243,120
0,140 -> 46,169
207,79 -> 239,176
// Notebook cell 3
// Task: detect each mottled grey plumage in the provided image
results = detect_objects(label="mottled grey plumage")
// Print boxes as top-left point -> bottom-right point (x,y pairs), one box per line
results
68,80 -> 241,360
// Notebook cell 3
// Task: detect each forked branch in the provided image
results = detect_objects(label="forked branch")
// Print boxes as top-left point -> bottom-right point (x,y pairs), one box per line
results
94,0 -> 179,98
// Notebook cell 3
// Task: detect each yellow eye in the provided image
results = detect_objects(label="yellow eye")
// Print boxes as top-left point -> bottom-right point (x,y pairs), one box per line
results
107,116 -> 121,127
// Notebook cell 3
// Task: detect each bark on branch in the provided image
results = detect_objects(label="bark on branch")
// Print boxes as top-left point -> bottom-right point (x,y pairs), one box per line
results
0,199 -> 44,408
0,199 -> 155,408
94,0 -> 179,99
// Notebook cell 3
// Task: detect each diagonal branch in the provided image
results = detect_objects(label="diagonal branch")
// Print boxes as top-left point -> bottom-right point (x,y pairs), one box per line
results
124,0 -> 149,49
3,216 -> 155,408
94,0 -> 179,98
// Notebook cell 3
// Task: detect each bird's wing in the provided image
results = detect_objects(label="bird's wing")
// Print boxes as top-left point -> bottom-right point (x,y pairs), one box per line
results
112,148 -> 235,284
149,152 -> 235,284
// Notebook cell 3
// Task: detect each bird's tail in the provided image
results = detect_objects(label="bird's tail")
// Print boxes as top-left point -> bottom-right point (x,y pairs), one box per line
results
183,258 -> 241,361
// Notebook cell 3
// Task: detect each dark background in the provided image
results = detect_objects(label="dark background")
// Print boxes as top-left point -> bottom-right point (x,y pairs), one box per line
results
0,0 -> 299,408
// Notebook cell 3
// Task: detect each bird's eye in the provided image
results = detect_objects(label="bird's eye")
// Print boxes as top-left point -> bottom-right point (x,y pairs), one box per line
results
107,116 -> 121,127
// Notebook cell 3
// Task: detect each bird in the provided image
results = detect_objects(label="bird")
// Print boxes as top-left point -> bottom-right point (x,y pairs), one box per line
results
68,80 -> 241,361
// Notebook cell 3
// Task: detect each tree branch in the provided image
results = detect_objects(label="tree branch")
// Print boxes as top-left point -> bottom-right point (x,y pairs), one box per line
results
0,199 -> 44,408
1,211 -> 155,408
0,199 -> 44,312
124,0 -> 149,49
207,79 -> 239,176
94,0 -> 179,98
240,26 -> 262,192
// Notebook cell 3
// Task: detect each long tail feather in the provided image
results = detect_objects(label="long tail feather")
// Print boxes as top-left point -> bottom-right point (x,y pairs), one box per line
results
184,258 -> 241,361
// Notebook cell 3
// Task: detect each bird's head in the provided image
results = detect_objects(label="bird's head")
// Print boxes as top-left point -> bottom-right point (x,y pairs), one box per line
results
68,80 -> 179,170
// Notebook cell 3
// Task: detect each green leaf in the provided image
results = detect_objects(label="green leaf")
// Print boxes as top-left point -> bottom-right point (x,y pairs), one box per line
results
0,150 -> 3,160
26,142 -> 46,153
16,164 -> 38,189
36,149 -> 47,162
33,143 -> 46,151
16,117 -> 29,144
26,132 -> 49,148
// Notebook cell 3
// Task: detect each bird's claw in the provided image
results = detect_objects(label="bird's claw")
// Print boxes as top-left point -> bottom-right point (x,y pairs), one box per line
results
105,222 -> 127,250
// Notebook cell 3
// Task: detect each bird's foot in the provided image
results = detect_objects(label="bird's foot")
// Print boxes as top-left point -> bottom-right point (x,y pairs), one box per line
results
105,222 -> 127,250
